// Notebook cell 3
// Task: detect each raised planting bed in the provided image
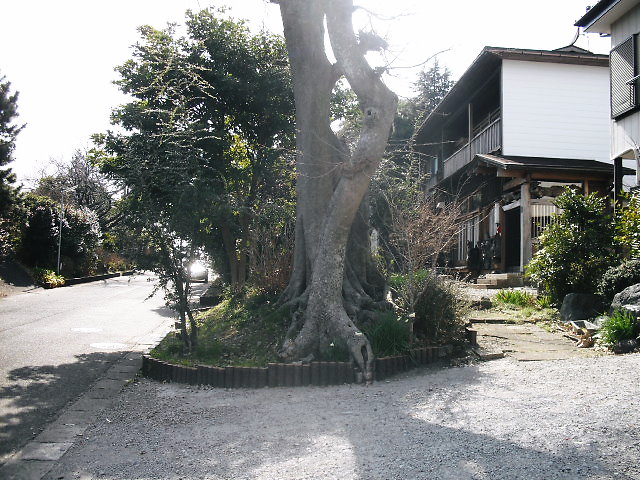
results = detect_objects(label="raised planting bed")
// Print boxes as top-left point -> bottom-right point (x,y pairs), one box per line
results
141,345 -> 454,388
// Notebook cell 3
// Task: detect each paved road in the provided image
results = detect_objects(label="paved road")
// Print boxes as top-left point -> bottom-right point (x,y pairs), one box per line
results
0,272 -> 195,465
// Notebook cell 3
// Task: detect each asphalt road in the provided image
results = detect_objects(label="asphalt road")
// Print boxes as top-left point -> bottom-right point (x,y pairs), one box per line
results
0,272 -> 200,465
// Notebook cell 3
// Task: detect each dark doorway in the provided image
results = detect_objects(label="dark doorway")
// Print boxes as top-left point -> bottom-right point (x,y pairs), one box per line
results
504,207 -> 520,271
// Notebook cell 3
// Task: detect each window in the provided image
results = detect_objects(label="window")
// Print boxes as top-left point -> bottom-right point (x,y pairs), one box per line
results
610,34 -> 640,118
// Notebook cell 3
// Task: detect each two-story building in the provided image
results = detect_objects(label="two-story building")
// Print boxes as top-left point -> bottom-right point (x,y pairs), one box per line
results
576,0 -> 640,191
415,46 -> 629,274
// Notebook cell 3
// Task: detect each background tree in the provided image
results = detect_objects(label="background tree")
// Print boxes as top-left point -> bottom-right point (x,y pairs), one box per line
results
33,150 -> 118,231
16,193 -> 101,277
0,74 -> 25,257
274,0 -> 398,380
388,59 -> 453,161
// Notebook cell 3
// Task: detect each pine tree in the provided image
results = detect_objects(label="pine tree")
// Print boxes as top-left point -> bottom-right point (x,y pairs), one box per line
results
0,74 -> 25,213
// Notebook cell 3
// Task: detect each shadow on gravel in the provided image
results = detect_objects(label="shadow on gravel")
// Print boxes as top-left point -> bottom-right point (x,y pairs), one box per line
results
41,362 -> 639,480
0,351 -> 126,465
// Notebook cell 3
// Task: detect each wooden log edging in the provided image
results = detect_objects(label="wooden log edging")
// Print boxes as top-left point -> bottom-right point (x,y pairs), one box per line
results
141,345 -> 454,388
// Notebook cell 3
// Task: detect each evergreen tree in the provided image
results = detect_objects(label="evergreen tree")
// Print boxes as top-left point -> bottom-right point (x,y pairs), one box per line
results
412,59 -> 454,126
0,74 -> 25,214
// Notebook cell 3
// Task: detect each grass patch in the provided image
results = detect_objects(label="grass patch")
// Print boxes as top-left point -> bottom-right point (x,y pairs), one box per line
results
362,312 -> 411,357
495,289 -> 536,308
481,289 -> 559,324
151,289 -> 289,367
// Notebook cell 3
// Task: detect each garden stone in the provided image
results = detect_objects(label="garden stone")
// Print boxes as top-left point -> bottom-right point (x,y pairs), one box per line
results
612,339 -> 639,354
559,293 -> 604,323
610,283 -> 640,315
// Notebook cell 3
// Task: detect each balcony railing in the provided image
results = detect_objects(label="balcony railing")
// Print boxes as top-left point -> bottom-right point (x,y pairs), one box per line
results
442,118 -> 501,179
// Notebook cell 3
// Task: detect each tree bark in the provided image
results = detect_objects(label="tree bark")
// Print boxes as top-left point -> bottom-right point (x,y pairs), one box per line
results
276,0 -> 397,380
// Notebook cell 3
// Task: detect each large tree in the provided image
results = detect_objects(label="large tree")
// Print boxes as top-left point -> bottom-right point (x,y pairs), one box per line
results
274,0 -> 398,380
94,9 -> 295,351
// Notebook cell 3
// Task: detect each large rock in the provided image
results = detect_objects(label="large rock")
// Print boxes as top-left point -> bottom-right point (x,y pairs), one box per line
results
560,293 -> 604,323
610,283 -> 640,317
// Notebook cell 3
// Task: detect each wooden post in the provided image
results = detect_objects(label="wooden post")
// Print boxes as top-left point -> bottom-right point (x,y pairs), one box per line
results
614,156 -> 623,214
520,177 -> 532,271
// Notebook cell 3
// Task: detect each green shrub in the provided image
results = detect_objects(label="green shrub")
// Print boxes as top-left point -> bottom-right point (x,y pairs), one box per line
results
615,192 -> 640,258
599,309 -> 639,345
32,267 -> 65,288
598,259 -> 640,305
526,189 -> 618,305
413,273 -> 467,343
362,312 -> 411,356
495,289 -> 536,307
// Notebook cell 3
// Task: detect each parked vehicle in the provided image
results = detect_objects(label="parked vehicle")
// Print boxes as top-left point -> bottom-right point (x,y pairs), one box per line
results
188,260 -> 208,283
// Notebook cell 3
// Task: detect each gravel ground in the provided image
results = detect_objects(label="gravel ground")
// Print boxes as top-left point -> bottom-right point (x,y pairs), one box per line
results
45,353 -> 640,480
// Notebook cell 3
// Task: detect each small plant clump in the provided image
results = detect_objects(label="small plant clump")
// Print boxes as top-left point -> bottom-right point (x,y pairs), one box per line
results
32,267 -> 65,288
413,273 -> 468,344
599,309 -> 639,346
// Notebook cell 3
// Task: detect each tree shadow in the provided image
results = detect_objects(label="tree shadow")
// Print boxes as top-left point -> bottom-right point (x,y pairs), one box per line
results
0,350 -> 126,464
41,361 -> 640,479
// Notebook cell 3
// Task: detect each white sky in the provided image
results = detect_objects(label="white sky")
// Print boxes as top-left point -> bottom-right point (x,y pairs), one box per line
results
1,0 -> 609,186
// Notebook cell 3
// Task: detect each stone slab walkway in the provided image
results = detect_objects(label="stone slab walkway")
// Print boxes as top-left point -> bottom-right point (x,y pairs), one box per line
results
471,321 -> 604,361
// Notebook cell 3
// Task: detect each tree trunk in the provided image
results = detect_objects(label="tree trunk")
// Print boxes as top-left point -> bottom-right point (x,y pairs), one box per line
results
275,0 -> 397,380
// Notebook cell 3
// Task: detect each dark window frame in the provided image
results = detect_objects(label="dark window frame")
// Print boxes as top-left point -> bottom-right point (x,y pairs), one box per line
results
610,33 -> 640,119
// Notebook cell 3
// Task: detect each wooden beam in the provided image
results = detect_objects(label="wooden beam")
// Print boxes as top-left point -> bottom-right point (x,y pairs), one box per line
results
503,177 -> 526,191
474,166 -> 494,175
496,169 -> 524,178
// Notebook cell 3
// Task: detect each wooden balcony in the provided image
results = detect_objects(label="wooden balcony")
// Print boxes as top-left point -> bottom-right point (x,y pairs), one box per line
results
442,118 -> 502,179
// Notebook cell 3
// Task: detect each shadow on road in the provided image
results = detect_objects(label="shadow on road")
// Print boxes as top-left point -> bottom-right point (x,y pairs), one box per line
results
0,350 -> 126,465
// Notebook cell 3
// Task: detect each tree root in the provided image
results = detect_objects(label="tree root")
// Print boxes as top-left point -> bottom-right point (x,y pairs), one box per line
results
279,293 -> 375,382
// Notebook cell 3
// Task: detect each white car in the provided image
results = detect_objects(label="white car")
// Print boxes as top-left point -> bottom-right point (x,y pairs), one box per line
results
188,261 -> 208,283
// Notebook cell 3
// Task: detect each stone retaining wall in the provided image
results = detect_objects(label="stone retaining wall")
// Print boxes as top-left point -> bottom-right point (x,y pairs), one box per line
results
141,345 -> 454,388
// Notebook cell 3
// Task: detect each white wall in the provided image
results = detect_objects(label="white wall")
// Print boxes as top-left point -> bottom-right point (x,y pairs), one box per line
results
501,59 -> 610,163
611,4 -> 640,167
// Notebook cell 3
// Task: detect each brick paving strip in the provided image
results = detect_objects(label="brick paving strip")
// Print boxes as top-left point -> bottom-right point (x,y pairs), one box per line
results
0,334 -> 165,480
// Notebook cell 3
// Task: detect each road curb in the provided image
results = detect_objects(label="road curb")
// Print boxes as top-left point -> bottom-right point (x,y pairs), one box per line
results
63,270 -> 135,286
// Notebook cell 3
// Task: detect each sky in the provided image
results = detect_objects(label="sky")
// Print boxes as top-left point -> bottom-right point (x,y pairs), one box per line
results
1,0 -> 610,186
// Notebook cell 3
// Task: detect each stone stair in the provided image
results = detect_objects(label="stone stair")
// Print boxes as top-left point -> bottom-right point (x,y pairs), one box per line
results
471,273 -> 523,290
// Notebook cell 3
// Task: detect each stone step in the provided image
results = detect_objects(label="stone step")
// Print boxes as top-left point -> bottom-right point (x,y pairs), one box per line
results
470,284 -> 501,290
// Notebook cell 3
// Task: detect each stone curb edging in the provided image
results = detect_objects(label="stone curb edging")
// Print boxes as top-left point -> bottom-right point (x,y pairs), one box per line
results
141,345 -> 454,388
63,270 -> 135,286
